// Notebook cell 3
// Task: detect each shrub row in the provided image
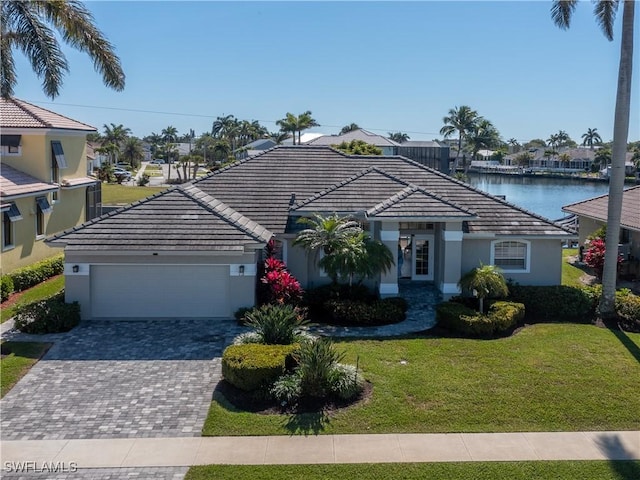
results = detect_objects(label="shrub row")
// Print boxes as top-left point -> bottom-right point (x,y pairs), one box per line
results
1,254 -> 64,300
324,298 -> 405,326
507,285 -> 594,322
1,276 -> 14,303
436,301 -> 525,337
222,343 -> 298,391
14,291 -> 80,334
304,284 -> 377,319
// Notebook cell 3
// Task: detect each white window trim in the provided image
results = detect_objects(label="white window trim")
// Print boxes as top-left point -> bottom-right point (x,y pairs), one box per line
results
490,239 -> 531,273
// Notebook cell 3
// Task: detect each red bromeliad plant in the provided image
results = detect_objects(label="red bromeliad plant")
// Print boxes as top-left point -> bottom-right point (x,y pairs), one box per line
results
261,257 -> 303,305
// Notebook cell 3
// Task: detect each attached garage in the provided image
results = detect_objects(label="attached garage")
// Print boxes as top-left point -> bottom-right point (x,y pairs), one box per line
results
47,185 -> 272,320
90,264 -> 230,318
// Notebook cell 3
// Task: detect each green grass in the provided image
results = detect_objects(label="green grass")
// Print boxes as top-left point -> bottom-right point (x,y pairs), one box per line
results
203,324 -> 640,436
562,248 -> 589,287
101,183 -> 167,204
186,461 -> 640,480
1,275 -> 65,323
1,342 -> 51,397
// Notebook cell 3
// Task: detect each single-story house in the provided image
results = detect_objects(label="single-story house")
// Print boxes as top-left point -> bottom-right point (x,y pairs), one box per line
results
48,145 -> 573,319
562,186 -> 640,278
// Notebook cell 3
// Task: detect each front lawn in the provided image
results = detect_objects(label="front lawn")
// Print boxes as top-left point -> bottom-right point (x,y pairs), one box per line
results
1,342 -> 51,397
1,275 -> 65,323
186,462 -> 640,480
562,247 -> 591,287
101,183 -> 167,204
203,324 -> 640,436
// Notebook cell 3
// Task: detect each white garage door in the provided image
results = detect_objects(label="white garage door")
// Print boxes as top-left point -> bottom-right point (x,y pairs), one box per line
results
90,265 -> 230,318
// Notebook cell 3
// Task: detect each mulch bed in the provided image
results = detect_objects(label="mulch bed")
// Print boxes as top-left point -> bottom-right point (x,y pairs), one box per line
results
1,275 -> 63,311
215,379 -> 373,415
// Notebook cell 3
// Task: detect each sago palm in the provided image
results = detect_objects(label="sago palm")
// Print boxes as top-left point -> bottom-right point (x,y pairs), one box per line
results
1,0 -> 125,98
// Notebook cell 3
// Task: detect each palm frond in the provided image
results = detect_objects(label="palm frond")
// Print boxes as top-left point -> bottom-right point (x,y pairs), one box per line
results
0,32 -> 17,98
551,0 -> 578,29
594,0 -> 619,41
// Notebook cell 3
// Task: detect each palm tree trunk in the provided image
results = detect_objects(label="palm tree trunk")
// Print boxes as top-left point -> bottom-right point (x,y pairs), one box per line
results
599,0 -> 634,318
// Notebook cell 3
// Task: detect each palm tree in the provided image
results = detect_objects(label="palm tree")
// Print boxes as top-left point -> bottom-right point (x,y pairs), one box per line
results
439,105 -> 479,170
121,137 -> 144,168
558,152 -> 572,167
388,132 -> 410,143
581,128 -> 603,149
556,130 -> 571,147
269,131 -> 290,144
458,264 -> 509,313
507,138 -> 520,153
1,0 -> 125,99
547,133 -> 560,150
277,111 -> 319,145
161,126 -> 178,180
296,110 -> 319,144
468,118 -> 501,162
552,0 -> 635,317
340,123 -> 360,134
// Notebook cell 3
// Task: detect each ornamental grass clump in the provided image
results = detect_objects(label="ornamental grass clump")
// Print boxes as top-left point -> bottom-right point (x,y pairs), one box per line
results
244,304 -> 309,345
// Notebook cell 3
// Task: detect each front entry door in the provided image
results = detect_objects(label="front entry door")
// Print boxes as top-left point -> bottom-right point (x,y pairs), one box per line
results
412,235 -> 434,281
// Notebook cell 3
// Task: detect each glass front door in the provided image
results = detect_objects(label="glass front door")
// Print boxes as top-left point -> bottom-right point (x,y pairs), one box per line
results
412,235 -> 434,281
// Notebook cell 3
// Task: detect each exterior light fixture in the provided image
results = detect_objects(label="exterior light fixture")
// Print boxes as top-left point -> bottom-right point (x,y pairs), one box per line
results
239,265 -> 245,275
72,265 -> 79,273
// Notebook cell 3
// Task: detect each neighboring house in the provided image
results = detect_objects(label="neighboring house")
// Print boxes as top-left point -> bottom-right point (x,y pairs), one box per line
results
505,147 -> 598,171
309,130 -> 450,173
1,98 -> 100,273
307,129 -> 401,155
49,145 -> 572,320
234,138 -> 277,160
562,186 -> 640,278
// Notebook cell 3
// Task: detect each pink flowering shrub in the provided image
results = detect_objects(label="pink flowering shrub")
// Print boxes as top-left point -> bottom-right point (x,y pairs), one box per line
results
584,238 -> 622,279
261,257 -> 303,305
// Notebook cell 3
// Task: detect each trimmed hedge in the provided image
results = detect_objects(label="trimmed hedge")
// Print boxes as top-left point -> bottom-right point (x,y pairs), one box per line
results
4,254 -> 64,294
304,284 -> 377,321
1,275 -> 14,302
507,285 -> 595,322
324,299 -> 405,326
14,291 -> 80,334
222,343 -> 299,391
436,301 -> 525,337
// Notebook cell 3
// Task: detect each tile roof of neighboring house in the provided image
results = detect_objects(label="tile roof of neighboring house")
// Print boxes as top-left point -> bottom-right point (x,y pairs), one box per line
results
193,146 -> 572,237
307,129 -> 400,147
0,164 -> 58,198
0,97 -> 95,131
562,186 -> 640,232
243,138 -> 277,150
47,185 -> 273,251
366,186 -> 476,219
399,141 -> 444,148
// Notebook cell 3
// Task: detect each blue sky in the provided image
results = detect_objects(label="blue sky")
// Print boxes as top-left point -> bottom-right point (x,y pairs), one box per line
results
12,1 -> 640,143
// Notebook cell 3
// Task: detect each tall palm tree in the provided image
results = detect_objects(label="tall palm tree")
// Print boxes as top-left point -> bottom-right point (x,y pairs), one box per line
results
388,132 -> 410,143
121,137 -> 144,168
277,111 -> 319,145
468,118 -> 501,161
552,0 -> 635,317
546,133 -> 560,150
556,130 -> 571,147
340,123 -> 360,134
439,105 -> 479,170
269,131 -> 290,144
507,138 -> 520,153
581,127 -> 603,149
101,123 -> 130,164
1,0 -> 125,99
161,125 -> 178,180
296,110 -> 319,144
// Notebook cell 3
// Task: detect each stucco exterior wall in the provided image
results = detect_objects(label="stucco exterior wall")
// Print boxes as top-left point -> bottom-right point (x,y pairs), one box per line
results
461,237 -> 563,286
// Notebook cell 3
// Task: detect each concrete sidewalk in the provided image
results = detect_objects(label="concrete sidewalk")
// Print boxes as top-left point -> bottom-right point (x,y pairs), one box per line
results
1,431 -> 638,469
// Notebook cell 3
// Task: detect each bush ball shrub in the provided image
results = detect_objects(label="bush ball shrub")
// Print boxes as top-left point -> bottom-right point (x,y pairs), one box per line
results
14,291 -> 80,334
1,275 -> 14,302
222,343 -> 298,391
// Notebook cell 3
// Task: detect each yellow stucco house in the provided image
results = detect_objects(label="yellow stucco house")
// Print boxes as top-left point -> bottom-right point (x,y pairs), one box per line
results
1,98 -> 100,273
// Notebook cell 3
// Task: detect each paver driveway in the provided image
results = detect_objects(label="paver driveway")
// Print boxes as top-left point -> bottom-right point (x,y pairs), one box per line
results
1,319 -> 243,441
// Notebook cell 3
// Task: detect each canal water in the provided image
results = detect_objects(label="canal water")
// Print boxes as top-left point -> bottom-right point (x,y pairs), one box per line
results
467,173 -> 611,221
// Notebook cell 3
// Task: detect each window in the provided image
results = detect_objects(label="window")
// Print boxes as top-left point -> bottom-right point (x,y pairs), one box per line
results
1,135 -> 21,155
35,196 -> 51,237
491,240 -> 530,272
2,203 -> 21,249
85,183 -> 102,221
399,222 -> 434,231
51,141 -> 66,202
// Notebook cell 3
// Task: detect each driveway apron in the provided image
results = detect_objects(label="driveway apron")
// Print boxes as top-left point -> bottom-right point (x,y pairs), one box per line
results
1,319 -> 243,441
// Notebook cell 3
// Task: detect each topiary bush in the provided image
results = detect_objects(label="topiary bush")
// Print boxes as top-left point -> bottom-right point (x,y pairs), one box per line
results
1,275 -> 14,302
8,255 -> 64,293
507,285 -> 595,322
614,289 -> 640,332
222,343 -> 299,391
13,291 -> 80,334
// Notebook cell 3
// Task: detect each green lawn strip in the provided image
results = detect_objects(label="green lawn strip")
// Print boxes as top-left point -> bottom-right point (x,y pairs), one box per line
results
203,324 -> 640,436
1,275 -> 65,323
562,248 -> 589,287
1,342 -> 51,398
186,461 -> 640,480
143,171 -> 164,177
101,184 -> 167,204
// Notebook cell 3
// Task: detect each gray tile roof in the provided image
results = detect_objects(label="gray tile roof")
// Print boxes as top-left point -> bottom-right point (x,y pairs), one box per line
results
0,164 -> 59,198
47,185 -> 273,251
367,186 -> 476,219
306,129 -> 400,147
0,98 -> 95,131
563,185 -> 640,232
193,146 -> 572,237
